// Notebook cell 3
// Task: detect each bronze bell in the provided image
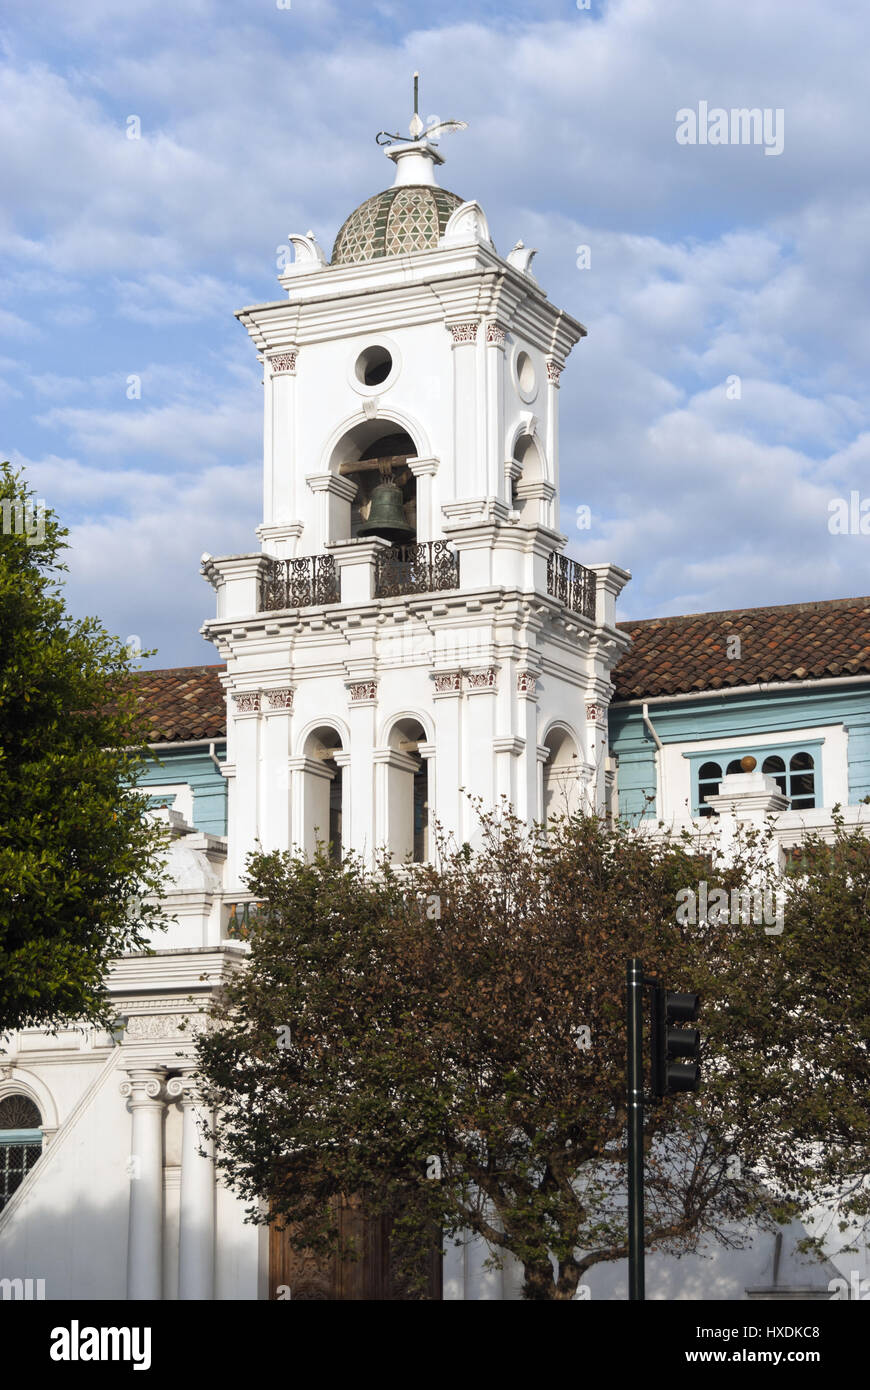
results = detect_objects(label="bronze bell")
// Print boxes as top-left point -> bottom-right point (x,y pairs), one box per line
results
357,480 -> 415,544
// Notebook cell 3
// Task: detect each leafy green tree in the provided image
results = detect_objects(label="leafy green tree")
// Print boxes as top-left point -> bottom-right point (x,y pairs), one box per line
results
0,462 -> 166,1034
200,803 -> 843,1299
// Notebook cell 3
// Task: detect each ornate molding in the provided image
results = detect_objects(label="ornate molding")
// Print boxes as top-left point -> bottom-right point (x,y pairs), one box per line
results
265,687 -> 295,711
486,321 -> 507,347
347,680 -> 378,703
585,702 -> 606,723
232,691 -> 261,714
447,320 -> 479,345
124,1014 -> 203,1041
269,352 -> 298,376
517,671 -> 538,695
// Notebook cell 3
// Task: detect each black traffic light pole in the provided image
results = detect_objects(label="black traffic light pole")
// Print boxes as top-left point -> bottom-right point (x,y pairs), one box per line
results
626,957 -> 645,1302
627,961 -> 701,1303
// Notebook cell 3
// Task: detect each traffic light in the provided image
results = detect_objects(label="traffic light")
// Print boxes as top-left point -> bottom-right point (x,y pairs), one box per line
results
651,984 -> 700,1097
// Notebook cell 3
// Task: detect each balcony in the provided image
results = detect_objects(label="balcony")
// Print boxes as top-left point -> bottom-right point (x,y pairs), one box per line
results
260,554 -> 339,611
374,541 -> 460,598
547,553 -> 596,620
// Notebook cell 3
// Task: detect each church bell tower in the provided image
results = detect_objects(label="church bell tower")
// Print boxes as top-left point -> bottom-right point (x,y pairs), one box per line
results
201,85 -> 630,891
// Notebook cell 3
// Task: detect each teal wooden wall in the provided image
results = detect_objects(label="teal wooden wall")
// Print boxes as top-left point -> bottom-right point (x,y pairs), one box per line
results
609,684 -> 870,820
135,745 -> 227,836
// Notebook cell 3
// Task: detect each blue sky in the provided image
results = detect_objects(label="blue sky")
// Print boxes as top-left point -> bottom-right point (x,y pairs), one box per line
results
2,0 -> 869,667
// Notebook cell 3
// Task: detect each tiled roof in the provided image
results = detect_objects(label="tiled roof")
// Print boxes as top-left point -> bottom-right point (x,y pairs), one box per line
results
612,597 -> 870,702
131,664 -> 227,743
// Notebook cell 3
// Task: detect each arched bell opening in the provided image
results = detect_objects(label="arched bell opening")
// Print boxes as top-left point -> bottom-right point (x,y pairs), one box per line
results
385,717 -> 429,864
302,725 -> 344,863
333,424 -> 418,544
543,726 -> 582,826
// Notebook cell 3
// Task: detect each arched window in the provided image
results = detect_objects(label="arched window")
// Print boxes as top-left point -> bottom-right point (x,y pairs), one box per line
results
788,751 -> 816,809
698,761 -> 722,816
0,1095 -> 43,1212
694,747 -> 819,816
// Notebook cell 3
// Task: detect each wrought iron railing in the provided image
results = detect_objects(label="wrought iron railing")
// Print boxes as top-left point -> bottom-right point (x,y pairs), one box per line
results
546,553 -> 596,620
374,541 -> 459,598
259,554 -> 339,611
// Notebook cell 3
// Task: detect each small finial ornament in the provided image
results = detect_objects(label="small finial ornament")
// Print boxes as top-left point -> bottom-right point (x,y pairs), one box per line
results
376,73 -> 468,146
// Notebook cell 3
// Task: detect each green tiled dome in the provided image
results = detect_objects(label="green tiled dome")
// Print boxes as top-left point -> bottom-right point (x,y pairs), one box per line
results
332,184 -> 464,266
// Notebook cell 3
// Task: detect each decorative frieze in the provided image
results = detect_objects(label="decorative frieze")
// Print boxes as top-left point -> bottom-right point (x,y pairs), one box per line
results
447,321 -> 479,345
486,321 -> 507,347
347,680 -> 378,703
546,359 -> 564,386
124,1014 -> 204,1041
265,687 -> 295,711
232,691 -> 261,714
269,352 -> 298,375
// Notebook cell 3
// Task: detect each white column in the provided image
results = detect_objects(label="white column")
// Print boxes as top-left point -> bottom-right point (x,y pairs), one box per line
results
345,681 -> 378,864
465,1233 -> 503,1299
266,350 -> 299,527
447,320 -> 481,499
120,1068 -> 166,1301
167,1074 -> 216,1301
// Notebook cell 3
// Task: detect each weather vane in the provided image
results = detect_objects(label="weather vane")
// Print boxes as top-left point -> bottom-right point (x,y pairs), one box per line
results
376,72 -> 468,146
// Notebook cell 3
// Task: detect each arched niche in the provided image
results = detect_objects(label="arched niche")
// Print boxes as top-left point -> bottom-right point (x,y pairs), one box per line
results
542,724 -> 582,825
510,434 -> 552,525
382,716 -> 430,864
301,724 -> 345,862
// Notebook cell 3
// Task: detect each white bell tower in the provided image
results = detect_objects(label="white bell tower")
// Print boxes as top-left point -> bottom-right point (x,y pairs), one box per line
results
202,87 -> 630,890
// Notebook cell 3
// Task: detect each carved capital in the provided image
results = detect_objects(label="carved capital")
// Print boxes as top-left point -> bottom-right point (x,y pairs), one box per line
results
269,351 -> 298,376
347,680 -> 378,703
120,1068 -> 166,1105
486,321 -> 507,347
232,691 -> 261,714
517,671 -> 538,696
546,359 -> 564,386
466,666 -> 499,691
447,320 -> 479,345
265,687 -> 295,711
432,670 -> 462,694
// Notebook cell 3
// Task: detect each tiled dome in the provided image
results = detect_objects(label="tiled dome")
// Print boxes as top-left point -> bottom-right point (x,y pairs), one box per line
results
332,184 -> 464,266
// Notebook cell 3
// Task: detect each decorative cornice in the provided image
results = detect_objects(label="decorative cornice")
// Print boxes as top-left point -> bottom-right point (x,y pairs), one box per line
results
447,320 -> 479,345
269,351 -> 298,376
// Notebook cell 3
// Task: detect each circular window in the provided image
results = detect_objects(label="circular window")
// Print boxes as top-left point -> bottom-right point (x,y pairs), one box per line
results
355,345 -> 393,388
515,350 -> 537,401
